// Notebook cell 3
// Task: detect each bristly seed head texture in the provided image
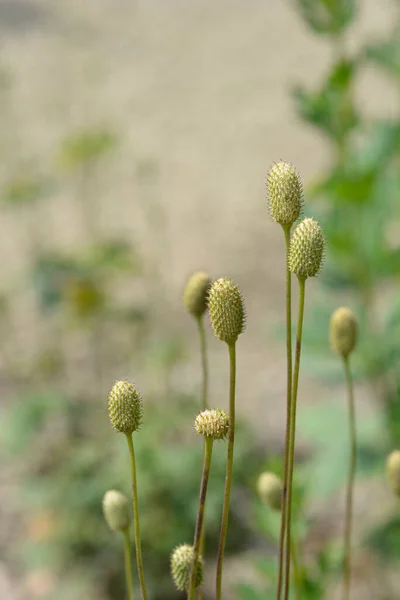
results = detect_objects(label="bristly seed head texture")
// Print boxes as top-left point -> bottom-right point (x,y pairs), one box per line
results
102,490 -> 131,533
386,450 -> 400,499
208,278 -> 246,345
330,307 -> 358,358
266,161 -> 303,226
195,409 -> 229,440
256,472 -> 283,511
108,380 -> 143,434
183,271 -> 211,319
170,543 -> 204,591
288,217 -> 325,279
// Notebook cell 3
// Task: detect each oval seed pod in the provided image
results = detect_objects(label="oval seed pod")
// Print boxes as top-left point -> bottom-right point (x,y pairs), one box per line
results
288,217 -> 325,279
386,450 -> 400,498
103,490 -> 131,532
257,472 -> 282,511
195,409 -> 229,440
170,543 -> 204,592
208,278 -> 246,345
266,161 -> 303,226
330,307 -> 357,358
108,380 -> 143,434
183,271 -> 211,318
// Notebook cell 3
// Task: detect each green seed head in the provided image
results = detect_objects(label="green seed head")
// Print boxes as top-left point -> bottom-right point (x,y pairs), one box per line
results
387,450 -> 400,498
108,380 -> 143,434
195,409 -> 229,440
288,217 -> 325,279
267,161 -> 303,226
170,543 -> 204,592
102,490 -> 131,532
256,472 -> 282,511
208,278 -> 245,345
183,271 -> 211,319
330,307 -> 357,358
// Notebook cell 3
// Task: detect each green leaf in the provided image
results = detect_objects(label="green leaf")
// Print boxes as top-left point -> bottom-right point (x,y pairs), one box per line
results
364,35 -> 400,80
59,129 -> 117,171
295,0 -> 357,36
365,513 -> 400,561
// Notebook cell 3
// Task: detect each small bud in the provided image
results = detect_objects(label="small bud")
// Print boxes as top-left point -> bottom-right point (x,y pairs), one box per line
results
103,490 -> 131,532
257,472 -> 282,510
108,380 -> 143,434
170,544 -> 204,592
208,278 -> 245,345
183,272 -> 211,319
288,217 -> 325,279
387,450 -> 400,498
266,161 -> 303,226
195,409 -> 229,440
330,307 -> 357,358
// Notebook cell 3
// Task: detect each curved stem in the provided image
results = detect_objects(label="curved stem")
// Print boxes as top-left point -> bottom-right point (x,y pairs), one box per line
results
189,436 -> 214,600
216,343 -> 236,600
197,316 -> 208,411
123,528 -> 134,600
342,355 -> 356,600
125,433 -> 148,600
276,224 -> 293,600
284,276 -> 306,600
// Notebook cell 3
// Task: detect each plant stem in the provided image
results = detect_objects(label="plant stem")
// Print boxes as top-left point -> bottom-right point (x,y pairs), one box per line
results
284,276 -> 306,600
123,528 -> 134,600
216,343 -> 236,600
276,224 -> 293,600
125,433 -> 148,600
197,316 -> 208,411
189,436 -> 214,600
291,537 -> 302,600
342,355 -> 356,600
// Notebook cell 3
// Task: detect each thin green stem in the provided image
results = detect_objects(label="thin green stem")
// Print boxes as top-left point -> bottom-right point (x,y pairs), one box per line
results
189,436 -> 214,600
216,343 -> 236,600
284,276 -> 306,600
123,528 -> 134,600
276,224 -> 293,600
342,355 -> 356,600
197,316 -> 208,411
291,537 -> 302,600
125,433 -> 148,600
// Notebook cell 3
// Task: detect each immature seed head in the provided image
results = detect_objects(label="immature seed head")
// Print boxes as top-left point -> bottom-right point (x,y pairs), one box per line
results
102,490 -> 131,532
195,409 -> 229,440
288,217 -> 325,279
108,380 -> 143,434
183,271 -> 211,319
266,161 -> 303,226
208,278 -> 245,345
330,307 -> 357,358
256,472 -> 282,511
386,450 -> 400,498
170,544 -> 204,592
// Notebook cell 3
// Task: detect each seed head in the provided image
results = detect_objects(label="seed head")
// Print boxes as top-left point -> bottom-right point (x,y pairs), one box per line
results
330,307 -> 357,358
256,472 -> 282,511
288,217 -> 325,279
183,271 -> 211,319
102,490 -> 131,532
108,380 -> 143,434
208,278 -> 245,345
170,544 -> 204,592
195,409 -> 229,440
387,450 -> 400,498
266,161 -> 303,226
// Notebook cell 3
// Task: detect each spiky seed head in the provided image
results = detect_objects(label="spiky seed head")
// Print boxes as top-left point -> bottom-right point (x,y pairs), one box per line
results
266,161 -> 303,226
183,271 -> 211,319
102,490 -> 131,532
386,450 -> 400,498
195,409 -> 229,440
288,217 -> 325,279
108,380 -> 143,434
330,307 -> 357,358
208,278 -> 245,345
256,472 -> 282,511
170,544 -> 204,592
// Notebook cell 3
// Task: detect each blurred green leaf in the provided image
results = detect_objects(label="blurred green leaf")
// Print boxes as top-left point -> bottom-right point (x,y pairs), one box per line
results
2,174 -> 52,207
364,34 -> 400,80
59,129 -> 117,171
365,513 -> 400,561
295,0 -> 357,36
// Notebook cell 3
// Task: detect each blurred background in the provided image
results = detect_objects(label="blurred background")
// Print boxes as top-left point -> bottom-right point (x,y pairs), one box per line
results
1,0 -> 400,598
